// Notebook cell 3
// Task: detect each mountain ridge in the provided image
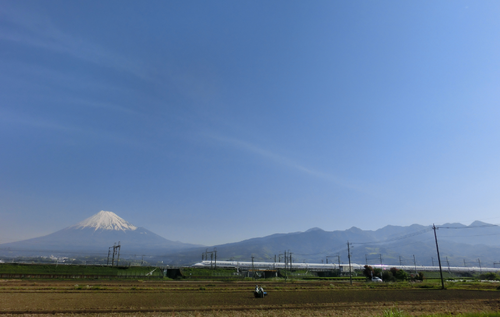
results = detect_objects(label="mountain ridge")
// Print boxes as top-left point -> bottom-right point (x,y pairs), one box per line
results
1,212 -> 499,267
0,210 -> 202,256
159,220 -> 500,266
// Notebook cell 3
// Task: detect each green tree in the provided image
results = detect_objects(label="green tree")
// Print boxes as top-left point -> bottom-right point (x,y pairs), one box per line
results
382,270 -> 396,282
395,269 -> 409,281
390,267 -> 399,276
363,265 -> 374,279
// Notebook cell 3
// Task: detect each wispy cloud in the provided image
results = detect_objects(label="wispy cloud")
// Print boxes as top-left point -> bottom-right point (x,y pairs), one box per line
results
0,110 -> 77,133
206,134 -> 370,193
0,3 -> 222,114
69,99 -> 144,117
0,4 -> 153,82
0,109 -> 145,148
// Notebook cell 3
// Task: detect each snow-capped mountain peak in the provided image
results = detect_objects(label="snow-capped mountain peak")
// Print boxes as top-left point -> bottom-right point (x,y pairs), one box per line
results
71,210 -> 137,231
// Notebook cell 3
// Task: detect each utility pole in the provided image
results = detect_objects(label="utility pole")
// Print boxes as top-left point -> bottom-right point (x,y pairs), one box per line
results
326,255 -> 336,265
284,250 -> 286,269
347,241 -> 352,285
107,242 -> 121,267
204,249 -> 217,269
107,247 -> 112,266
284,250 -> 287,283
214,248 -> 217,269
432,224 -> 445,290
338,255 -> 341,277
399,256 -> 403,266
111,243 -> 116,266
251,256 -> 255,280
116,242 -> 121,266
413,255 -> 417,274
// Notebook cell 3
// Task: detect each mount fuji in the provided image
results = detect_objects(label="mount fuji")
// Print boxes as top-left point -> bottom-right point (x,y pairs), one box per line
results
0,211 -> 202,256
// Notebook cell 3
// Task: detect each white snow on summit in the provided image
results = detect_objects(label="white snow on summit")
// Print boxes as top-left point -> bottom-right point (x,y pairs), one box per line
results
72,210 -> 137,231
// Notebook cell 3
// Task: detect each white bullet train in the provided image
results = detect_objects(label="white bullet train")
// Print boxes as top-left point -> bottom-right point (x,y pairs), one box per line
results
192,260 -> 499,273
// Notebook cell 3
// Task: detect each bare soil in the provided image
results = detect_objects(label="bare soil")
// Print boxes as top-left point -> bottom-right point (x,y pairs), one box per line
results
1,280 -> 499,316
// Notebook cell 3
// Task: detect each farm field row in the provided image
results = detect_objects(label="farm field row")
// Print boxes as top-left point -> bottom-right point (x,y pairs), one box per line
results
1,280 -> 500,316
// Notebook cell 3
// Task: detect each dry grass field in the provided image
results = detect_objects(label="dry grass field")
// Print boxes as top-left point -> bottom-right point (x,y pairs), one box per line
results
1,279 -> 499,316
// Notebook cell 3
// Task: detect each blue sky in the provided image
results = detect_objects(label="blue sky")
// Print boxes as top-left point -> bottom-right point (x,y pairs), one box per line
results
1,0 -> 500,246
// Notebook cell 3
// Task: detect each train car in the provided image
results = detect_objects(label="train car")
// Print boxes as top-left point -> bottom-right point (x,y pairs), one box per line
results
192,260 -> 498,274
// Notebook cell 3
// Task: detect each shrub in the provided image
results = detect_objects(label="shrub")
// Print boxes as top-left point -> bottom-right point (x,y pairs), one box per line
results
382,271 -> 397,283
479,272 -> 499,280
416,272 -> 425,281
395,270 -> 409,281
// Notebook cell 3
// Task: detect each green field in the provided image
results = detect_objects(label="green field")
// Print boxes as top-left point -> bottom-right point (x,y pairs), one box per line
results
180,267 -> 238,277
0,263 -> 164,277
1,263 -> 497,286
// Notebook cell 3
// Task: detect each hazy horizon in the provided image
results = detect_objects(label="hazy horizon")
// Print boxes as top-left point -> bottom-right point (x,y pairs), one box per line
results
0,209 -> 496,246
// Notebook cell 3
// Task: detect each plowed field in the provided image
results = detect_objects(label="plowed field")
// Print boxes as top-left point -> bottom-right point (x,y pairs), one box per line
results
1,280 -> 499,316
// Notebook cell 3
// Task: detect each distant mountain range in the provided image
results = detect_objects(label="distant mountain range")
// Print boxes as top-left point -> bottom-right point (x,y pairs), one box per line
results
161,221 -> 500,267
1,211 -> 499,269
0,211 -> 201,256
